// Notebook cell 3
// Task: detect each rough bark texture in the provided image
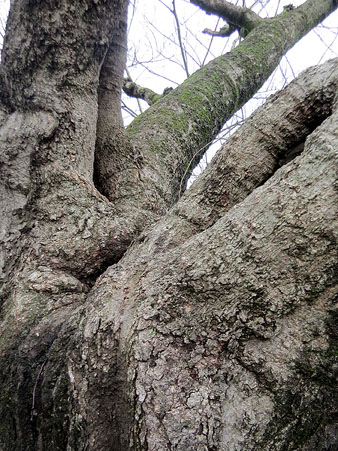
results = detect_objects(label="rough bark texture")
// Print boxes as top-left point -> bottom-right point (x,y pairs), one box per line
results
67,59 -> 338,451
0,0 -> 337,450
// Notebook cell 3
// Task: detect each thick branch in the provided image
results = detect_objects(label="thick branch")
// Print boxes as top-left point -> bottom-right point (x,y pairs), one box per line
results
125,58 -> 338,265
119,0 -> 337,209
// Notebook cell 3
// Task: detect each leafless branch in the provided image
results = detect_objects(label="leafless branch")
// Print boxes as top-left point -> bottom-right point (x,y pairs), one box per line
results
201,17 -> 220,65
190,0 -> 263,36
121,100 -> 138,118
123,78 -> 162,106
172,0 -> 190,77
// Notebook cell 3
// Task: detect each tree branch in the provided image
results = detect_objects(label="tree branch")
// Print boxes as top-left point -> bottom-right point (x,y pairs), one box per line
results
130,58 -> 338,257
191,0 -> 263,36
172,0 -> 190,77
122,78 -> 162,106
203,23 -> 237,37
122,0 -> 338,208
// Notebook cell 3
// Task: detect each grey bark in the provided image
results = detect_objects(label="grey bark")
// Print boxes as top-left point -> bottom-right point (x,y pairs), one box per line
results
0,0 -> 337,450
68,58 -> 338,450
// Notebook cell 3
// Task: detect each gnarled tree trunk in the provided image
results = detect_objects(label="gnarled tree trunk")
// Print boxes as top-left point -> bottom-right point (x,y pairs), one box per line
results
0,0 -> 337,449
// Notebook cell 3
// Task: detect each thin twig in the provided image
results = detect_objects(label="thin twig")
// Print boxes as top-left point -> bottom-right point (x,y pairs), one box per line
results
172,0 -> 190,77
202,17 -> 220,66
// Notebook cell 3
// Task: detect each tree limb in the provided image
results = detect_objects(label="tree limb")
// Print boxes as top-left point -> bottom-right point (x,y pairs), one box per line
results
172,0 -> 190,77
122,78 -> 162,106
129,58 -> 338,260
191,0 -> 263,35
122,0 -> 338,208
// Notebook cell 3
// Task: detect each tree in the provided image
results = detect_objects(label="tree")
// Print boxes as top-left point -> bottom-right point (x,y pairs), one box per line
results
0,0 -> 337,449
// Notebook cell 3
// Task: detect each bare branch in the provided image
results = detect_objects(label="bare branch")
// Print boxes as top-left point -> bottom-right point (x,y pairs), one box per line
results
201,17 -> 220,65
123,78 -> 162,106
121,99 -> 138,118
203,23 -> 237,37
172,0 -> 190,77
190,0 -> 263,36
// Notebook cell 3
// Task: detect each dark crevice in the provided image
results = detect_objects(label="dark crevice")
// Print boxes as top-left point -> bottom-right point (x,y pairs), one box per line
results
276,140 -> 305,168
80,252 -> 124,288
73,233 -> 136,288
92,157 -> 103,195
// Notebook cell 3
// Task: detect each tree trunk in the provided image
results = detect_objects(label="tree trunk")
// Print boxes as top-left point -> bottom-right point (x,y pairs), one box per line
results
0,0 -> 337,450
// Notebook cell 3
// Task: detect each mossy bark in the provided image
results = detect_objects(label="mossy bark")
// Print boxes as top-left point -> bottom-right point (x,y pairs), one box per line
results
119,0 -> 338,203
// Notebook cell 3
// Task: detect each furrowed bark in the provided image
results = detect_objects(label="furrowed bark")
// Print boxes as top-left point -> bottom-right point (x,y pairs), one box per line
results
69,81 -> 338,449
0,2 -> 130,445
62,59 -> 338,450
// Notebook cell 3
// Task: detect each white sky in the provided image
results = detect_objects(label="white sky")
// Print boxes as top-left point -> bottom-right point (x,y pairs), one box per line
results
127,0 -> 338,97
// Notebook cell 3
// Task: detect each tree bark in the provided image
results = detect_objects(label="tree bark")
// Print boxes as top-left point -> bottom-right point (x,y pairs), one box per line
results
66,58 -> 338,450
0,0 -> 337,450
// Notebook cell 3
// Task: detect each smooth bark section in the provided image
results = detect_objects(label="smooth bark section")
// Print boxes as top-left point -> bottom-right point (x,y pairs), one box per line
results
94,1 -> 130,197
117,0 -> 337,207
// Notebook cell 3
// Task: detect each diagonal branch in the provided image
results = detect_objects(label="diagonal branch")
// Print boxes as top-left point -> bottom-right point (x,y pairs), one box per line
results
127,58 -> 338,258
119,0 -> 337,210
